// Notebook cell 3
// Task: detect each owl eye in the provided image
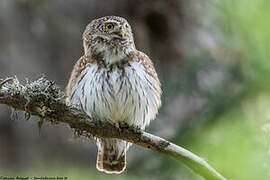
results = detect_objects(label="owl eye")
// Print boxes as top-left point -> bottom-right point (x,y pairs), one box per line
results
105,23 -> 114,30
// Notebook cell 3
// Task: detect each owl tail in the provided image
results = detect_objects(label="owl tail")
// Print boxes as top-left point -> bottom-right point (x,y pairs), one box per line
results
96,138 -> 127,174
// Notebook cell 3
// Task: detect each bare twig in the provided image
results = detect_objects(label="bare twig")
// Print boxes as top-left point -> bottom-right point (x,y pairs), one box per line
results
0,77 -> 226,180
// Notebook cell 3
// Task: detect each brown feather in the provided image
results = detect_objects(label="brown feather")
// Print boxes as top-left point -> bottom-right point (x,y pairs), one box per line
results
66,55 -> 93,105
96,139 -> 126,174
130,51 -> 162,96
130,51 -> 160,82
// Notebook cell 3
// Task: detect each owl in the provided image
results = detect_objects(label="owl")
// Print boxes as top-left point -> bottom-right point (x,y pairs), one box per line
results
66,16 -> 161,174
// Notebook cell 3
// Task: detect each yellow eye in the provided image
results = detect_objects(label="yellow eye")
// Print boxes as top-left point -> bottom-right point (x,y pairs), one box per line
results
105,23 -> 114,30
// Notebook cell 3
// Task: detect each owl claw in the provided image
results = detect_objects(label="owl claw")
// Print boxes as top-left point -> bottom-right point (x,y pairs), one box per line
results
119,122 -> 129,129
114,122 -> 120,129
113,122 -> 128,131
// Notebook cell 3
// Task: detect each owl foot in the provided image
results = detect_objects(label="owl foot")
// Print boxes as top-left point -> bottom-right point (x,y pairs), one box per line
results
113,122 -> 121,129
119,122 -> 129,129
112,122 -> 129,131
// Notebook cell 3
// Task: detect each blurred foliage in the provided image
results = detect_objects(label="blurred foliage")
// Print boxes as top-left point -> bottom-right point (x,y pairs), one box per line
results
217,0 -> 270,88
178,0 -> 270,179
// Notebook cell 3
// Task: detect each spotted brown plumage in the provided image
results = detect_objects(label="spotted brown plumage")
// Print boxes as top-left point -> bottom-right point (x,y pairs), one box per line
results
66,16 -> 161,174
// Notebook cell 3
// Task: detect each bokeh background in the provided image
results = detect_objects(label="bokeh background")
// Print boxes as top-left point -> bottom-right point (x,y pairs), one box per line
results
1,0 -> 270,179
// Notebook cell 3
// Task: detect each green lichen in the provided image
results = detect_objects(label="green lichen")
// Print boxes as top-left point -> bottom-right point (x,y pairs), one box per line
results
3,76 -> 26,96
129,124 -> 142,134
1,76 -> 65,123
24,75 -> 65,103
1,76 -> 65,103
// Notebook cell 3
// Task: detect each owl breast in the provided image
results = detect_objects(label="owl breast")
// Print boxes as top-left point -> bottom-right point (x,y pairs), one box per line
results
71,61 -> 160,129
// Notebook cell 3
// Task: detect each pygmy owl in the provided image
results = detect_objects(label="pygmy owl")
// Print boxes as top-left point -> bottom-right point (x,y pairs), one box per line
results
66,16 -> 161,174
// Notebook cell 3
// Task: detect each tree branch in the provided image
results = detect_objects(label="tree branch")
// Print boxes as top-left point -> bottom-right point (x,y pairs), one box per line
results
0,76 -> 226,180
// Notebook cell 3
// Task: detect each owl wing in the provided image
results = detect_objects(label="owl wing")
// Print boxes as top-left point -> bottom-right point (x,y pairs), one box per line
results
66,55 -> 93,105
129,51 -> 162,127
132,50 -> 161,98
132,51 -> 160,84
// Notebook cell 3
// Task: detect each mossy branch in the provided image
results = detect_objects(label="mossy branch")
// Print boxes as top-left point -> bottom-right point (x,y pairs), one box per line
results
0,76 -> 226,180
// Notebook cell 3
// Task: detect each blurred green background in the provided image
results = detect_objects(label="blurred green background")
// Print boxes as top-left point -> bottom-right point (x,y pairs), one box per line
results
1,0 -> 270,179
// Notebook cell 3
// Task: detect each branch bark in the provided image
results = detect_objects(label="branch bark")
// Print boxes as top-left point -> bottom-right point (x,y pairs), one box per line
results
0,77 -> 226,180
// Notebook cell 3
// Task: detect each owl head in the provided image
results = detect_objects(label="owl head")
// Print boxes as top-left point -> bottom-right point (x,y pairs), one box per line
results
83,16 -> 135,55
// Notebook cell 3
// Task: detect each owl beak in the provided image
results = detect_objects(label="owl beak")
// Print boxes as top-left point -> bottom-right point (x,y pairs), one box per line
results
120,30 -> 126,39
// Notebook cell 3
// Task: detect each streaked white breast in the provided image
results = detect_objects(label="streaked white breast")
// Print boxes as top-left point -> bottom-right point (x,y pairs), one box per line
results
71,61 -> 160,129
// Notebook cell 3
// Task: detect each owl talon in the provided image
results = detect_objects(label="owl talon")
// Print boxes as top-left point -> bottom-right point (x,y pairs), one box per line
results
114,122 -> 120,129
119,122 -> 129,129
